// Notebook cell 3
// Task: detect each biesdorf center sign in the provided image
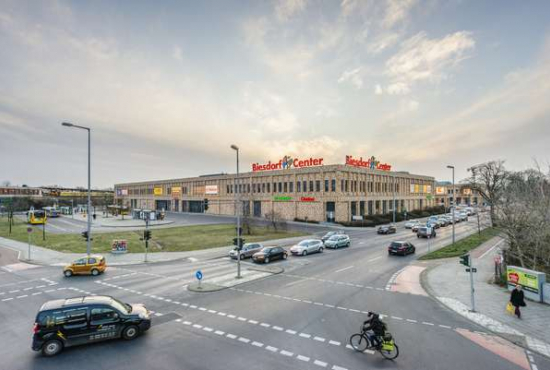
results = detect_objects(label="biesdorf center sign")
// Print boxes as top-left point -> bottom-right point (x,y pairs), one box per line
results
345,155 -> 391,171
252,156 -> 324,172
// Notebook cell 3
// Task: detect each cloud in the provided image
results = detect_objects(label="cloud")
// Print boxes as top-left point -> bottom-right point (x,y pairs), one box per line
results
275,0 -> 308,22
261,135 -> 345,163
386,31 -> 475,87
367,32 -> 401,54
172,45 -> 183,61
383,0 -> 417,29
386,81 -> 411,95
337,68 -> 363,89
374,84 -> 383,95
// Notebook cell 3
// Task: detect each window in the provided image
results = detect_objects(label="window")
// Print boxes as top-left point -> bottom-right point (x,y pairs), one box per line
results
325,179 -> 329,192
226,185 -> 230,194
284,182 -> 288,193
75,258 -> 86,266
309,181 -> 314,192
302,180 -> 307,192
341,179 -> 344,192
91,307 -> 118,323
315,180 -> 320,192
345,180 -> 349,192
278,182 -> 282,193
297,181 -> 301,192
331,179 -> 336,192
88,258 -> 97,265
267,183 -> 271,193
57,308 -> 88,328
247,184 -> 250,193
289,182 -> 294,192
262,183 -> 265,193
273,183 -> 277,192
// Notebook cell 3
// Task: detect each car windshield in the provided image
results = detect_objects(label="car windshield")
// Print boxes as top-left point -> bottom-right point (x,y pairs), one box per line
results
110,297 -> 131,313
328,235 -> 339,240
324,232 -> 335,237
391,242 -> 403,248
298,241 -> 309,246
261,247 -> 273,253
419,227 -> 427,232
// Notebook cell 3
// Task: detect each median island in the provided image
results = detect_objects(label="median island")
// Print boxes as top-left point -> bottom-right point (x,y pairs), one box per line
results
0,218 -> 305,254
419,227 -> 500,260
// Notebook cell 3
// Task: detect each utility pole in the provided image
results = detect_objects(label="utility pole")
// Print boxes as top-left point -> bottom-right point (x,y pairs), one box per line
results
144,216 -> 149,263
447,165 -> 455,246
470,257 -> 476,312
469,167 -> 482,236
392,173 -> 396,224
231,145 -> 241,279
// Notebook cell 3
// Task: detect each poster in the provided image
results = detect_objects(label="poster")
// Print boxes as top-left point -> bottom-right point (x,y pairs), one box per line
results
111,240 -> 128,254
507,266 -> 540,293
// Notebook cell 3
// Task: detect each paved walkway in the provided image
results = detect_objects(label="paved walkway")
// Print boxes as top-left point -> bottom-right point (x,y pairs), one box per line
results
423,236 -> 550,358
0,235 -> 310,266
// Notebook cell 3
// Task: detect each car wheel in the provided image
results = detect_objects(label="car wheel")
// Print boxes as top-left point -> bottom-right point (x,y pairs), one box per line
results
122,325 -> 139,340
347,242 -> 350,248
302,251 -> 307,256
265,257 -> 270,264
283,253 -> 287,260
319,247 -> 324,253
63,270 -> 73,278
91,269 -> 99,276
417,235 -> 420,238
42,339 -> 63,357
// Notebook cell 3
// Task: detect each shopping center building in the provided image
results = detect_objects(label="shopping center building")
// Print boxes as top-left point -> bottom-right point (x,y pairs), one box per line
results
114,155 -> 437,223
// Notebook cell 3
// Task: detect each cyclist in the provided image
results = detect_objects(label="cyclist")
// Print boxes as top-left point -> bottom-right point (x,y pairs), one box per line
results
363,311 -> 386,349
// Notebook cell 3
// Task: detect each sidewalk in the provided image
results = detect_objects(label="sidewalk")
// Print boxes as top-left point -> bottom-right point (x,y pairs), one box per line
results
0,235 -> 310,266
422,236 -> 550,358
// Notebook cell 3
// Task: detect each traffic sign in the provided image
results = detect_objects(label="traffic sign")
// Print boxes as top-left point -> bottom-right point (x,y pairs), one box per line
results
27,227 -> 33,233
195,270 -> 203,281
465,268 -> 477,273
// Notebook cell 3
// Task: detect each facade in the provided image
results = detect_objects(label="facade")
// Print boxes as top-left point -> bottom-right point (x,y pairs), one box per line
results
434,182 -> 483,209
114,159 -> 437,223
0,186 -> 44,198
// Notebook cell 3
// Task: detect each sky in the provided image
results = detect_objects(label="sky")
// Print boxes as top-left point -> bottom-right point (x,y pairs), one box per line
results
1,0 -> 549,189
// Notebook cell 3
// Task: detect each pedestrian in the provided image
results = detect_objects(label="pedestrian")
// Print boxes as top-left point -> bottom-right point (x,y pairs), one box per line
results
92,213 -> 97,221
510,284 -> 526,319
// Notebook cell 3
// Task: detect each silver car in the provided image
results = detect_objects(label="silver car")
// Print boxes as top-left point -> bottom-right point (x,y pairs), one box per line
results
229,243 -> 263,260
290,239 -> 324,256
324,234 -> 351,249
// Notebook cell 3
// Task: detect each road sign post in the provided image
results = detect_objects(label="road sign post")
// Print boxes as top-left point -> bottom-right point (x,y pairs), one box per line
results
27,227 -> 33,261
195,270 -> 203,289
469,257 -> 476,312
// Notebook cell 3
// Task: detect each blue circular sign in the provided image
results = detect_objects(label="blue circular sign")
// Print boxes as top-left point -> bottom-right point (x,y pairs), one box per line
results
195,270 -> 203,281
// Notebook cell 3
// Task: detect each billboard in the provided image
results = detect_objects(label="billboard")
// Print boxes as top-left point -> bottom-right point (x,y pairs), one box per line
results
436,186 -> 446,195
154,187 -> 163,196
205,185 -> 218,195
507,266 -> 542,294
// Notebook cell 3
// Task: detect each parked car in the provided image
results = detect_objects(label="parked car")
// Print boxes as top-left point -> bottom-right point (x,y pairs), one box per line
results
321,231 -> 343,243
229,243 -> 263,260
411,224 -> 421,232
417,226 -> 436,239
377,225 -> 397,234
63,255 -> 106,277
458,212 -> 469,221
437,217 -> 450,227
252,247 -> 288,263
290,239 -> 324,256
427,221 -> 440,229
324,234 -> 351,249
388,241 -> 415,256
428,216 -> 440,226
404,220 -> 420,229
32,295 -> 151,357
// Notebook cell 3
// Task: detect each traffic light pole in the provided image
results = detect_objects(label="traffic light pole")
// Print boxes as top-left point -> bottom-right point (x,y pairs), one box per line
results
231,144 -> 242,279
469,258 -> 476,312
144,217 -> 149,263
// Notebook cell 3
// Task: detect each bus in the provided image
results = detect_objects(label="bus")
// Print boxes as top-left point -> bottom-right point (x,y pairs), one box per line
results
43,207 -> 60,218
28,210 -> 47,225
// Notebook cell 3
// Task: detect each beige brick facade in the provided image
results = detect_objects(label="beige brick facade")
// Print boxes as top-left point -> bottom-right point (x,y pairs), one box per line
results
115,164 -> 436,223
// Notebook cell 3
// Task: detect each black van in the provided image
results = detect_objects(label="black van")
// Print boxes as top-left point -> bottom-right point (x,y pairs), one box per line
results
32,295 -> 151,356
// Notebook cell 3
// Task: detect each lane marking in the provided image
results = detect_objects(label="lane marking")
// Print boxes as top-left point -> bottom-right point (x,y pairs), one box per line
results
334,266 -> 354,273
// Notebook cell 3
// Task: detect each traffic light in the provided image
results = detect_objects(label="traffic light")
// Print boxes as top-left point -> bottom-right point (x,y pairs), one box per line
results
232,237 -> 245,250
459,254 -> 470,267
204,198 -> 209,211
81,231 -> 88,240
144,230 -> 151,240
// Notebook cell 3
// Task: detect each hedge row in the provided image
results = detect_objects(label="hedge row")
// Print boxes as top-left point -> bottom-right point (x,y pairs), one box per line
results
339,206 -> 446,227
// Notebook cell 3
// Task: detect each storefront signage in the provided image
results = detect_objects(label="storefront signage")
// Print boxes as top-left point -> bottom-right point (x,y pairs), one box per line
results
205,185 -> 218,195
171,187 -> 181,198
345,155 -> 391,171
154,187 -> 163,196
463,188 -> 472,195
274,196 -> 292,202
507,266 -> 541,294
435,186 -> 446,195
115,189 -> 128,196
252,156 -> 324,172
300,197 -> 315,202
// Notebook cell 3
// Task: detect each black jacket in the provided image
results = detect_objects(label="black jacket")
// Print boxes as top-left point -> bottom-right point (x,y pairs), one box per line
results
363,318 -> 386,336
510,289 -> 526,307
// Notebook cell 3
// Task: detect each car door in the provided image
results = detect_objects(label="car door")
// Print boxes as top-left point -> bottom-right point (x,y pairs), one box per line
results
88,306 -> 123,342
87,257 -> 97,273
73,258 -> 87,274
57,308 -> 90,346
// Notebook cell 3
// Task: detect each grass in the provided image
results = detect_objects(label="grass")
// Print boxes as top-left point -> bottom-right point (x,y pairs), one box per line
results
419,227 -> 501,260
0,216 -> 305,254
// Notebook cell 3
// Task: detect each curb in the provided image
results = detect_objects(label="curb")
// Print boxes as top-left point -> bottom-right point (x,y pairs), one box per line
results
187,265 -> 285,293
420,259 -> 550,360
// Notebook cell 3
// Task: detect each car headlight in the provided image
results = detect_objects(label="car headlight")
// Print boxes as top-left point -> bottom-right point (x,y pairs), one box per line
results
138,312 -> 150,319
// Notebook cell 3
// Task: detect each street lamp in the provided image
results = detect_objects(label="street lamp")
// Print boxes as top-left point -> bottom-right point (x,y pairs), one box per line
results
392,173 -> 396,224
446,165 -> 455,246
62,122 -> 92,256
230,144 -> 241,279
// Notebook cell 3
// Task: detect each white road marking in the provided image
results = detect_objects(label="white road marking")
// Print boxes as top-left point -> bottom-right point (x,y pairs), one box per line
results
2,298 -> 14,301
314,336 -> 326,342
203,327 -> 213,332
329,340 -> 341,346
334,266 -> 354,273
314,360 -> 328,367
214,330 -> 225,335
266,346 -> 278,352
238,337 -> 250,343
367,256 -> 382,263
286,329 -> 297,335
273,326 -> 283,331
226,334 -> 237,339
332,366 -> 348,370
280,350 -> 293,356
297,355 -> 310,362
252,341 -> 264,347
193,324 -> 202,329
299,333 -> 311,338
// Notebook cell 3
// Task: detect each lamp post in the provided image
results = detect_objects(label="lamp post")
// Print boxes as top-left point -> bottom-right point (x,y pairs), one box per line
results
62,122 -> 92,256
392,173 -> 396,224
230,144 -> 241,279
468,167 -> 482,236
447,165 -> 455,246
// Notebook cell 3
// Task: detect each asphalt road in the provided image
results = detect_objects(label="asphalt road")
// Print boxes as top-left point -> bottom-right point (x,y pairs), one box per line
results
1,215 -> 548,370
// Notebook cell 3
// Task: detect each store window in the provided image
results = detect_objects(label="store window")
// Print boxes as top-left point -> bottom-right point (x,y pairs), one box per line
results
284,182 -> 288,193
273,182 -> 277,193
278,182 -> 282,193
303,180 -> 307,192
315,180 -> 321,192
297,181 -> 301,192
309,181 -> 314,192
267,183 -> 271,193
325,179 -> 329,192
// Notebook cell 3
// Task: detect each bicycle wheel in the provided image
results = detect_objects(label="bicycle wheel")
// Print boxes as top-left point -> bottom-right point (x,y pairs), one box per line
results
349,334 -> 369,352
380,343 -> 399,360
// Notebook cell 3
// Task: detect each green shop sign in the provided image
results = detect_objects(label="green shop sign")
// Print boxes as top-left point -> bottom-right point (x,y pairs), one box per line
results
507,266 -> 541,294
274,196 -> 292,202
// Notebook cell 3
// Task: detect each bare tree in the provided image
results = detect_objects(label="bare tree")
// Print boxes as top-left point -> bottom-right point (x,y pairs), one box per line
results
265,210 -> 286,231
467,160 -> 508,227
1,180 -> 11,187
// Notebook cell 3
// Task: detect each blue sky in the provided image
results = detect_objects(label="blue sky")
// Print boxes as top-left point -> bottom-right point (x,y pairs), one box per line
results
1,0 -> 549,188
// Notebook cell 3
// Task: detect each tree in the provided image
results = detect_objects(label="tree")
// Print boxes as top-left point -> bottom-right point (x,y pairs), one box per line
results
265,210 -> 286,231
1,180 -> 11,187
467,160 -> 508,227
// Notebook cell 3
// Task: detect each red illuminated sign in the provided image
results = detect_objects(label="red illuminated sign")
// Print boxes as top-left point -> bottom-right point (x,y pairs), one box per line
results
345,155 -> 391,171
252,156 -> 324,172
300,197 -> 315,202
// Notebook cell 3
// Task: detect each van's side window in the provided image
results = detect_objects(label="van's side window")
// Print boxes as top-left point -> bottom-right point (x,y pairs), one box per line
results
75,258 -> 86,266
57,309 -> 88,329
91,308 -> 118,323
88,258 -> 97,264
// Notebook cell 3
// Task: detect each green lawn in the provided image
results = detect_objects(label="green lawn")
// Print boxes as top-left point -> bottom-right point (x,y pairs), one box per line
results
419,227 -> 501,260
0,216 -> 305,254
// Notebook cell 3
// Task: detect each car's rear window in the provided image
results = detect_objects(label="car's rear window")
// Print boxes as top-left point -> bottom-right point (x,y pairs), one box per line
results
391,242 -> 403,248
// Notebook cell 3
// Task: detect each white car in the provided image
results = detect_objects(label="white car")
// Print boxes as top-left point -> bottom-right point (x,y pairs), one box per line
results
458,212 -> 469,221
404,220 -> 420,229
290,239 -> 324,256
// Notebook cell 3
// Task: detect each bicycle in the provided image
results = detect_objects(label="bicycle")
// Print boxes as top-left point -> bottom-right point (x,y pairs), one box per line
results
349,325 -> 399,360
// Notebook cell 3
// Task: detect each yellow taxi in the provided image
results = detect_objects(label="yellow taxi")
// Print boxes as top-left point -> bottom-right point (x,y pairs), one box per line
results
63,255 -> 107,277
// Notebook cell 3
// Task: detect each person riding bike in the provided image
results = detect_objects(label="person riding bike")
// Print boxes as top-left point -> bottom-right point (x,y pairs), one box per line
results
363,311 -> 386,349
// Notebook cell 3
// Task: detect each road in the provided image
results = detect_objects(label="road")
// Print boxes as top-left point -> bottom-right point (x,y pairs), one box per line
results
0,215 -> 548,370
